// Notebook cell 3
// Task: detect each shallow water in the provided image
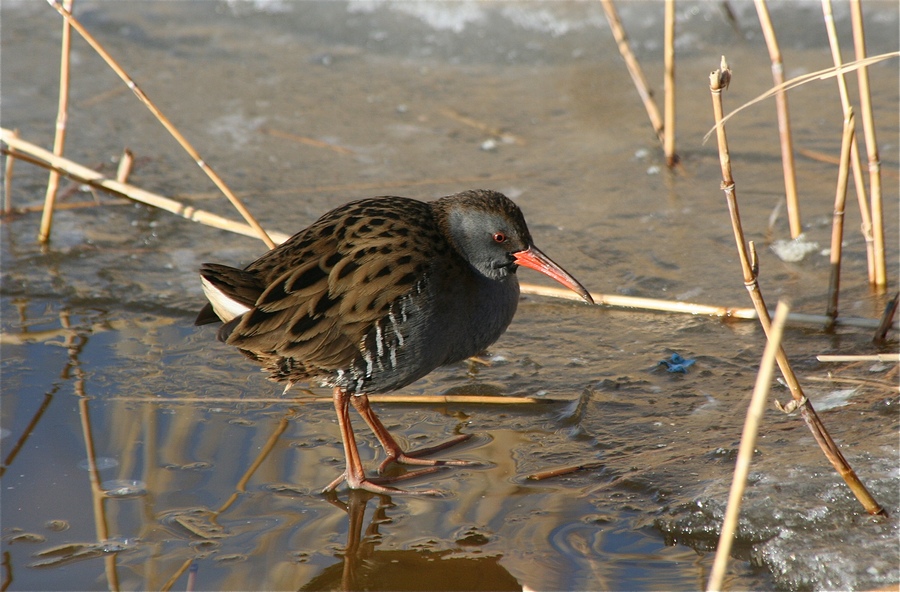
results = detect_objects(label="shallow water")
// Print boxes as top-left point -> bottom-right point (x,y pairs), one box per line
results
2,1 -> 898,590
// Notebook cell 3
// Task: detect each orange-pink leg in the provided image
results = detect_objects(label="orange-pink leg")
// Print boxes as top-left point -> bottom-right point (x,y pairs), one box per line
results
349,392 -> 477,474
323,387 -> 444,496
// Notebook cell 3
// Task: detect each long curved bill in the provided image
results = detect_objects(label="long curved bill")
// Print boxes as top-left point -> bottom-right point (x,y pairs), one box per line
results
513,246 -> 594,305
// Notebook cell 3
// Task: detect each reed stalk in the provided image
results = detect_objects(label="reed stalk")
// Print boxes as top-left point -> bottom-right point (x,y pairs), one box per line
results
821,0 -> 877,286
707,300 -> 790,592
848,0 -> 887,290
47,0 -> 275,249
663,0 -> 677,166
753,0 -> 801,238
38,0 -> 74,244
2,128 -> 17,215
600,0 -> 666,146
825,109 -> 856,330
709,58 -> 883,516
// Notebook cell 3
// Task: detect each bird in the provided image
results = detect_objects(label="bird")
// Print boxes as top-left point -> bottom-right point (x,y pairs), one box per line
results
195,189 -> 593,495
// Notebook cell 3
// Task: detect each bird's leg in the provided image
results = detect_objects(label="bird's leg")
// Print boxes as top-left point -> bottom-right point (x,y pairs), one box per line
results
349,393 -> 477,475
324,387 -> 443,496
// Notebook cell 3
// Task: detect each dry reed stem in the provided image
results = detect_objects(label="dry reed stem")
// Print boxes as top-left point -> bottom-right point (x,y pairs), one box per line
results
107,394 -> 567,406
707,301 -> 790,592
0,130 -> 292,244
520,283 -> 896,330
3,128 -> 17,215
816,353 -> 900,363
849,0 -> 887,290
754,0 -> 802,239
38,0 -> 74,244
663,0 -> 677,166
709,59 -> 884,516
822,0 -> 878,285
600,0 -> 666,146
47,0 -> 276,249
825,109 -> 856,330
260,127 -> 356,155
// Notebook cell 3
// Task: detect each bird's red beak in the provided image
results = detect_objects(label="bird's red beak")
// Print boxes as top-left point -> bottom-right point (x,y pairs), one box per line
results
513,246 -> 594,305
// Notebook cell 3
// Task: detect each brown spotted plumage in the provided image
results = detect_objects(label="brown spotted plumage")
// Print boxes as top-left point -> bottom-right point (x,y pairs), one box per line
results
196,189 -> 593,494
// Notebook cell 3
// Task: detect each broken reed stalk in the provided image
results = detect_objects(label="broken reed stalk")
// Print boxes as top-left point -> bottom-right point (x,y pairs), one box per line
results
38,0 -> 74,244
709,59 -> 884,516
707,300 -> 790,592
753,0 -> 802,239
821,0 -> 878,287
663,0 -> 677,166
115,148 -> 134,183
0,129 -> 291,244
47,0 -> 275,249
600,0 -> 666,146
874,292 -> 899,343
825,109 -> 855,330
848,0 -> 887,290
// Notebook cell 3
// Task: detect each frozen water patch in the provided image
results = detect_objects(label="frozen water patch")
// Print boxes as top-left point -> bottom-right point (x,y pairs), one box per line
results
770,234 -> 820,262
349,0 -> 487,33
206,111 -> 267,148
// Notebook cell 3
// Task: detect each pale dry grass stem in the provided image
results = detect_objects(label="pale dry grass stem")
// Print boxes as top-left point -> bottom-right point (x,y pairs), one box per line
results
707,301 -> 791,592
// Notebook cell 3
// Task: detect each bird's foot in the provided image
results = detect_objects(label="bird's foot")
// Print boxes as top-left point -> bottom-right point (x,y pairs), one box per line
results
322,466 -> 447,497
377,433 -> 481,474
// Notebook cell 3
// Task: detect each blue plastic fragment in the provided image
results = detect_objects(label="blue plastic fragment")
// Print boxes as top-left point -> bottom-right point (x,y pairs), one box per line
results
658,353 -> 695,374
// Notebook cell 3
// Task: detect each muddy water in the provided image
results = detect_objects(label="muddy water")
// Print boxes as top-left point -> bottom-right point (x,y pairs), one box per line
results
2,1 -> 898,590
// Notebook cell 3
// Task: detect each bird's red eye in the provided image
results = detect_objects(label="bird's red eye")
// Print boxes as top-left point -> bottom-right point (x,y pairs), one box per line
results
493,232 -> 507,243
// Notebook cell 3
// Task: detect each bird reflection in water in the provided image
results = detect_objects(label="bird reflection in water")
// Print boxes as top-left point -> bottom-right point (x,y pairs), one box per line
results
300,490 -> 522,591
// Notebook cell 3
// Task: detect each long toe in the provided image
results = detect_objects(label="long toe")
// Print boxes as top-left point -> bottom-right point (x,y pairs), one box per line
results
377,434 -> 482,474
323,466 -> 449,496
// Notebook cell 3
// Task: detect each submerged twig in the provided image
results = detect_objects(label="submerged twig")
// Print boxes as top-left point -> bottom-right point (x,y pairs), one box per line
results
709,58 -> 884,516
259,127 -> 355,155
754,0 -> 801,238
526,461 -> 604,481
707,301 -> 790,592
47,0 -> 275,249
825,109 -> 856,330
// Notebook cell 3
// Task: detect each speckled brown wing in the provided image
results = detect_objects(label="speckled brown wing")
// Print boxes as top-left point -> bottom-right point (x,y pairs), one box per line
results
218,197 -> 449,385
